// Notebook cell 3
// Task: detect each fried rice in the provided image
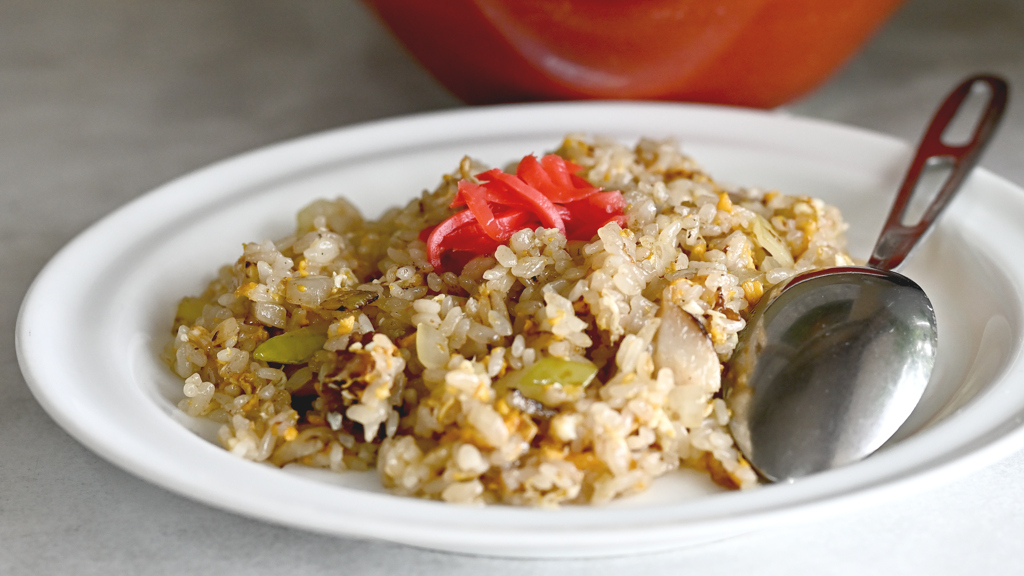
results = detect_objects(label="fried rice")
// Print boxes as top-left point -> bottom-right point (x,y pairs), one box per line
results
167,135 -> 854,506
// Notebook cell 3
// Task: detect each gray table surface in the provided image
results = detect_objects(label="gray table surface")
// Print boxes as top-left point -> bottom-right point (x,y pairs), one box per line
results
3,1 -> 1023,574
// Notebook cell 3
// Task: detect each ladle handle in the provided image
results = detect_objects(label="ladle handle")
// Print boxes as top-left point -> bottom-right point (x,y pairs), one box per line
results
868,74 -> 1008,271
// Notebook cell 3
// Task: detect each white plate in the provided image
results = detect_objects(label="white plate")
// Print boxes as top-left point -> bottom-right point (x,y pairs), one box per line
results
17,102 -> 1024,558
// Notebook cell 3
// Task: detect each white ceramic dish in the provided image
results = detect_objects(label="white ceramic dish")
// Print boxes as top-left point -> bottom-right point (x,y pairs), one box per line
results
16,102 -> 1024,558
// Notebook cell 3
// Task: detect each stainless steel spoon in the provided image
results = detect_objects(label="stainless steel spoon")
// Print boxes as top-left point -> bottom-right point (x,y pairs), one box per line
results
723,75 -> 1008,482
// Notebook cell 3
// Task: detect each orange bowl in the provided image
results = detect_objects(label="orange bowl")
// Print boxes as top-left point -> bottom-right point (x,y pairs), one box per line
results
362,0 -> 905,108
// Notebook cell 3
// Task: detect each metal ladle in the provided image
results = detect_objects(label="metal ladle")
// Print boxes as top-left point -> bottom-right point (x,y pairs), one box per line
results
723,75 -> 1008,482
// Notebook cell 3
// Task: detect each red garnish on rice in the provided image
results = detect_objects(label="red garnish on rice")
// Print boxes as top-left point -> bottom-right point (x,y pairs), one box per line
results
424,154 -> 627,272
